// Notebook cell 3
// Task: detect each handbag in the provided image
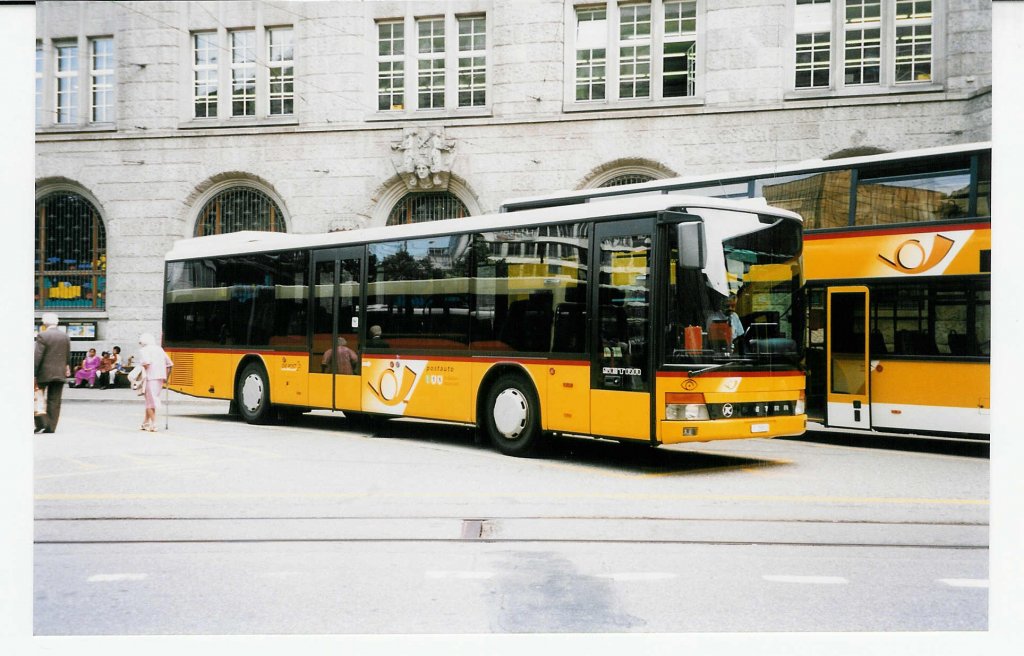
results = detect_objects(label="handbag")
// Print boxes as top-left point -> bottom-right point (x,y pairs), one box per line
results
128,365 -> 147,395
34,387 -> 47,416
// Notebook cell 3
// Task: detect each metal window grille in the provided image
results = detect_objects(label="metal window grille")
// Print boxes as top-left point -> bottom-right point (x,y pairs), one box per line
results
35,192 -> 107,310
600,174 -> 656,187
387,192 -> 468,226
195,186 -> 286,236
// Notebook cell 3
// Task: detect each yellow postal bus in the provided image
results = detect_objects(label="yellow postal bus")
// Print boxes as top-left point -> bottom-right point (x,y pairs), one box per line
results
163,195 -> 807,456
503,143 -> 991,439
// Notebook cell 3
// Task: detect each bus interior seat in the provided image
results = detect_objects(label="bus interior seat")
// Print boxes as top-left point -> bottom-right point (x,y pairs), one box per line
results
869,330 -> 887,355
896,330 -> 938,356
500,295 -> 554,352
947,331 -> 974,356
552,302 -> 586,352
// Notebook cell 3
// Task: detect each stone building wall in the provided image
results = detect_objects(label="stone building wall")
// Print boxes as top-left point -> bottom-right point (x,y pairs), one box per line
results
34,0 -> 992,352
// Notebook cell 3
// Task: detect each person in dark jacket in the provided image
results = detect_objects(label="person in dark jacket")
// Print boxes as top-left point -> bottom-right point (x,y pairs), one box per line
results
34,313 -> 71,433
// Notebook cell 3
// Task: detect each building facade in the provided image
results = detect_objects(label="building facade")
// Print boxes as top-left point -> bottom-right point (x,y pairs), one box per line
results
34,0 -> 992,357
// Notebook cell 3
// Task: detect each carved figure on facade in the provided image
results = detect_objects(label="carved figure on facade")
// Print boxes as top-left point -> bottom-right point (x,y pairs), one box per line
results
391,127 -> 456,190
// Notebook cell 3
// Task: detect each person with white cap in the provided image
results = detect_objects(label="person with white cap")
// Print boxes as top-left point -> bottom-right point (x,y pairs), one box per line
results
34,313 -> 71,433
137,332 -> 173,432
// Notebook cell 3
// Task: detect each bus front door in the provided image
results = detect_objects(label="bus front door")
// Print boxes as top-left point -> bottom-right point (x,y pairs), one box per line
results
310,247 -> 364,412
826,286 -> 871,430
590,220 -> 653,441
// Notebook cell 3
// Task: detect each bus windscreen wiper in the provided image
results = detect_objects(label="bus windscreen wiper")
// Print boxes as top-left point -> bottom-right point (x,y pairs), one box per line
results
687,360 -> 745,377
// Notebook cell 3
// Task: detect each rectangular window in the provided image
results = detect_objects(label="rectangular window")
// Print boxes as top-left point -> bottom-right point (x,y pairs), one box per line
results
267,28 -> 294,115
55,42 -> 78,124
417,18 -> 445,110
894,0 -> 931,82
377,21 -> 405,111
457,16 -> 486,107
164,252 -> 309,348
575,7 -> 607,102
855,169 -> 972,225
231,30 -> 257,117
868,280 -> 989,358
89,37 -> 114,123
844,0 -> 881,85
795,32 -> 831,88
367,237 -> 471,350
193,32 -> 218,118
470,226 -> 589,353
35,43 -> 43,126
619,3 -> 651,99
663,0 -> 697,97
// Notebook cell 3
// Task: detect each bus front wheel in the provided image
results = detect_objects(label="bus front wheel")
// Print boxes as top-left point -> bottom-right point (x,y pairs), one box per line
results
237,362 -> 274,424
483,374 -> 542,457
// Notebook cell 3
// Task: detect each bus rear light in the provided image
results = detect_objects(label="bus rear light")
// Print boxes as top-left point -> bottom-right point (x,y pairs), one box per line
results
795,390 -> 805,415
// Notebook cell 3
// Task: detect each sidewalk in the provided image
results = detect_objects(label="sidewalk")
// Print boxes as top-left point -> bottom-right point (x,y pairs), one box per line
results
61,382 -> 226,408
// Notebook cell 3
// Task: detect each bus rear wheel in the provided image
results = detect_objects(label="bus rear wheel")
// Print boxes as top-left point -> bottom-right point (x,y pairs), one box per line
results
237,362 -> 274,424
483,374 -> 542,457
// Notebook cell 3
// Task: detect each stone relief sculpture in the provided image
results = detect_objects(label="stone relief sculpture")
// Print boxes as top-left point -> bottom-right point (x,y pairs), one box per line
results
391,127 -> 456,190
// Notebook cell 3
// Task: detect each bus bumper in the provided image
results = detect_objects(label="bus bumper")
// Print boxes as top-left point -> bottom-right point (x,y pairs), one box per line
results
659,414 -> 807,444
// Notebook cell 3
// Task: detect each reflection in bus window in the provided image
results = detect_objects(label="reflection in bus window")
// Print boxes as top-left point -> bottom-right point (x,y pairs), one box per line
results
855,169 -> 972,225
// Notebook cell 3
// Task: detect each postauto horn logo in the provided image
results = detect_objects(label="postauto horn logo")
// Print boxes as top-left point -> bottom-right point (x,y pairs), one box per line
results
877,234 -> 955,275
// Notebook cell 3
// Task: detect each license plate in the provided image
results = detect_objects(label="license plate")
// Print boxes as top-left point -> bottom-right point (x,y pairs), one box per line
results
750,423 -> 769,433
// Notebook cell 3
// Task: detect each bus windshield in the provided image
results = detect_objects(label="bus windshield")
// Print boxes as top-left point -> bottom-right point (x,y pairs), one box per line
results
664,214 -> 802,369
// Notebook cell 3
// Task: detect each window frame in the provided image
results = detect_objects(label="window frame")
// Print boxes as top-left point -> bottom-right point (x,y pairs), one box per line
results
36,35 -> 116,131
183,24 -> 296,127
370,11 -> 491,119
565,0 -> 704,112
787,0 -> 943,98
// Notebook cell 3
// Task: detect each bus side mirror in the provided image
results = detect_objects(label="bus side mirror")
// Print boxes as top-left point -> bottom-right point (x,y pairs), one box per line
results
677,222 -> 706,269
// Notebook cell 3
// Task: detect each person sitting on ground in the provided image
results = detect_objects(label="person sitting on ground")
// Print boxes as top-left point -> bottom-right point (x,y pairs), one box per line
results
72,348 -> 102,388
321,336 -> 359,374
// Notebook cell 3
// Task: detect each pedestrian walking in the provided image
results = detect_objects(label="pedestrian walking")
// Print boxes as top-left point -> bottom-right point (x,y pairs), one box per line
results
34,313 -> 71,433
137,332 -> 173,432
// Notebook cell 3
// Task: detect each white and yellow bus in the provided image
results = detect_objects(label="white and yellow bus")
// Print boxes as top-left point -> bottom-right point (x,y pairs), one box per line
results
163,195 -> 807,456
503,143 -> 991,439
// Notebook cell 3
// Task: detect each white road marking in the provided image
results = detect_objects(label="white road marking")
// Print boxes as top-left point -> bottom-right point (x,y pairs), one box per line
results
762,575 -> 848,585
938,578 -> 989,588
425,570 -> 494,580
597,572 -> 678,582
87,573 -> 148,583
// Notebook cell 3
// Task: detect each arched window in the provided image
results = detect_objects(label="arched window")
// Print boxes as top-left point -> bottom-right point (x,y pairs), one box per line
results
195,186 -> 286,236
35,191 -> 107,310
600,173 -> 656,187
387,192 -> 469,225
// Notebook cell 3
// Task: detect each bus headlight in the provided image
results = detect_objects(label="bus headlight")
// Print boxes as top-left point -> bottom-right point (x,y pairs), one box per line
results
665,393 -> 709,421
795,391 -> 806,415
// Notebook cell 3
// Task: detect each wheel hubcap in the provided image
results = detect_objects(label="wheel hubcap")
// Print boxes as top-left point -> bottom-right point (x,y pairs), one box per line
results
493,388 -> 528,439
241,374 -> 264,413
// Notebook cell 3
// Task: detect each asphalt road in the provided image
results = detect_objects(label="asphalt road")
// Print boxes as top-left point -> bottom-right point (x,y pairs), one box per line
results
26,386 -> 993,647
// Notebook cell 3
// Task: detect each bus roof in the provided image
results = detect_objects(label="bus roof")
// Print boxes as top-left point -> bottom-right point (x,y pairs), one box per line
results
165,193 -> 801,261
501,141 -> 992,211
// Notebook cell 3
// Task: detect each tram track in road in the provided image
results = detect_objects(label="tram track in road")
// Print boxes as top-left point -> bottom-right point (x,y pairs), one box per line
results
33,514 -> 989,550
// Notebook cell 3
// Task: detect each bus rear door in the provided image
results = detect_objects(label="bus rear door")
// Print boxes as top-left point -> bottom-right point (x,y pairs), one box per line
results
826,286 -> 871,430
591,220 -> 654,441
